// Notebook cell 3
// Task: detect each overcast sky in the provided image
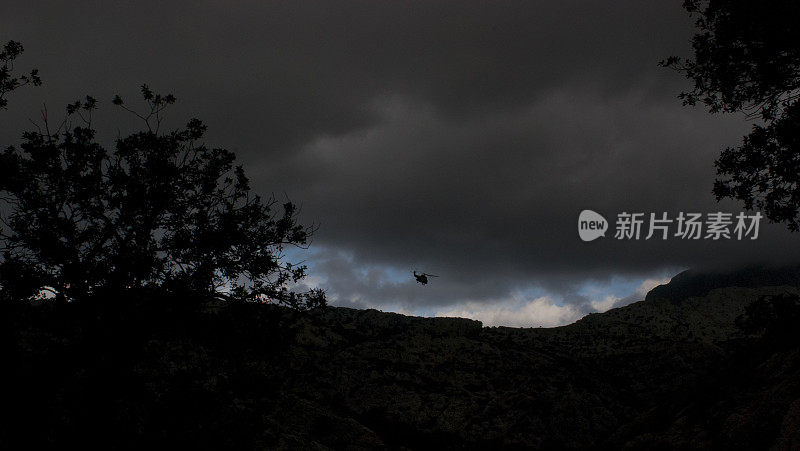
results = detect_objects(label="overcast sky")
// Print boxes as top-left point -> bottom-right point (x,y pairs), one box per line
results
4,1 -> 799,326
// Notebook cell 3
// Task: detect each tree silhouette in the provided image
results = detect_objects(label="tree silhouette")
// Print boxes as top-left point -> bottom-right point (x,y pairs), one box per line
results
0,86 -> 325,309
0,40 -> 41,109
661,0 -> 800,230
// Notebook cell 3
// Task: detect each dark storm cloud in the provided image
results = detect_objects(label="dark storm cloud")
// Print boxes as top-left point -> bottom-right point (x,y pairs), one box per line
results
3,1 -> 799,312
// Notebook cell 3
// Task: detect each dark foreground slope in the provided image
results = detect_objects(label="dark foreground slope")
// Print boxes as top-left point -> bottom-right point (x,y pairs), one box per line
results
2,272 -> 800,449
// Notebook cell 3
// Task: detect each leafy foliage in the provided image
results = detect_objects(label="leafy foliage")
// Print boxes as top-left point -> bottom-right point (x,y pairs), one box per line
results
0,87 -> 325,309
661,0 -> 800,230
0,40 -> 41,109
713,102 -> 800,229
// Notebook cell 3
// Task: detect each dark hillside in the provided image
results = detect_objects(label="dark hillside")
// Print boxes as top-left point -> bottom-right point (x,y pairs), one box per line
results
2,275 -> 800,449
645,265 -> 800,304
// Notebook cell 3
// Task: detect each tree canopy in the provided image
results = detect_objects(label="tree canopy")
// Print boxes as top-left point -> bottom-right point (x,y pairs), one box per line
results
661,0 -> 800,230
0,85 -> 325,309
0,40 -> 41,109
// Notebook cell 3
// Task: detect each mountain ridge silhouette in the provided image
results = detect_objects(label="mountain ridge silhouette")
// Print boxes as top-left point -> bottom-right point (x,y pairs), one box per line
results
3,265 -> 800,448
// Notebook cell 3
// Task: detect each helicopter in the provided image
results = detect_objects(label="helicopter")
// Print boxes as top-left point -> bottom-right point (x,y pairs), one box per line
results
413,270 -> 438,285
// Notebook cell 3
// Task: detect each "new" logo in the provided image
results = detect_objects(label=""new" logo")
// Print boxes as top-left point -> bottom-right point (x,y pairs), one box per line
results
578,210 -> 608,241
